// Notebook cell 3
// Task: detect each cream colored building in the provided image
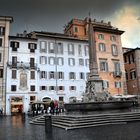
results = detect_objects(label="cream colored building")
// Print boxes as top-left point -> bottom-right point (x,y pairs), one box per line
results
0,16 -> 13,113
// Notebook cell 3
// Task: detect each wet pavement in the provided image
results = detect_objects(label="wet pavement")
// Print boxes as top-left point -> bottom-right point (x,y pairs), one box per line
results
0,113 -> 140,140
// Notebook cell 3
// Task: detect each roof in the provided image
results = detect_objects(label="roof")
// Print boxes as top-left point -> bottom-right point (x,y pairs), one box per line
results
0,16 -> 13,23
9,35 -> 37,41
123,47 -> 140,55
64,18 -> 124,35
30,31 -> 88,42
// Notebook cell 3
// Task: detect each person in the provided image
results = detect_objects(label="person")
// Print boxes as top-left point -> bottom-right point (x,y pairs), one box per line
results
0,108 -> 3,115
54,100 -> 59,115
49,100 -> 54,115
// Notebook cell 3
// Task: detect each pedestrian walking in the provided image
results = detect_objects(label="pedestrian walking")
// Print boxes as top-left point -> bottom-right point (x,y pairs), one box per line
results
50,100 -> 54,115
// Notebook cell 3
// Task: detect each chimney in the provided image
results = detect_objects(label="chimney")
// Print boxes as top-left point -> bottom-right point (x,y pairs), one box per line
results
108,21 -> 111,26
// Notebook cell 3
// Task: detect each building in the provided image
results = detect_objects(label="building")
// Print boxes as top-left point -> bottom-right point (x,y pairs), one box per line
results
6,34 -> 38,115
0,16 -> 13,113
5,17 -> 127,115
123,47 -> 140,95
64,18 -> 127,95
6,31 -> 89,115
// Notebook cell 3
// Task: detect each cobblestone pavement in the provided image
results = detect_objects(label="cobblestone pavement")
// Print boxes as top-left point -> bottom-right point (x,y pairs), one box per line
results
1,114 -> 140,140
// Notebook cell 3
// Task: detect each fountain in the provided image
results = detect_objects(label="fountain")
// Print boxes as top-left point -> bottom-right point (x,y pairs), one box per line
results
64,18 -> 137,112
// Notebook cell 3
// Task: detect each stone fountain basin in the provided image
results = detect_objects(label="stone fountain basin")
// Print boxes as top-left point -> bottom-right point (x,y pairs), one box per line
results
64,101 -> 136,111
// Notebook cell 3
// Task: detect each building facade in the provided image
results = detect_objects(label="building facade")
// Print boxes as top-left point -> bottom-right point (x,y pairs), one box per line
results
5,17 -> 127,115
0,16 -> 13,113
64,18 -> 127,95
123,47 -> 140,95
6,35 -> 38,115
6,32 -> 89,115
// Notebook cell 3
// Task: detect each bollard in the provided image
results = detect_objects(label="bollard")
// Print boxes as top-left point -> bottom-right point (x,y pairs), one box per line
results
45,115 -> 52,133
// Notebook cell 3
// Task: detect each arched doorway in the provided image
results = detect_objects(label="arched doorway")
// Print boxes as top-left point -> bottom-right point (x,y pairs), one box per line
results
42,97 -> 51,103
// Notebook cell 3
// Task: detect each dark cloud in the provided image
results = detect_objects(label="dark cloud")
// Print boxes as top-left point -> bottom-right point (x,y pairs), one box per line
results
0,0 -> 140,35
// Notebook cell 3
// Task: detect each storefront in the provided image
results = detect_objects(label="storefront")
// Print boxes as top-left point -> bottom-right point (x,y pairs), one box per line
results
10,96 -> 23,114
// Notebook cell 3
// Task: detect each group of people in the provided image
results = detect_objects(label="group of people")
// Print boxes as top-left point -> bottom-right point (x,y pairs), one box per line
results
48,100 -> 64,115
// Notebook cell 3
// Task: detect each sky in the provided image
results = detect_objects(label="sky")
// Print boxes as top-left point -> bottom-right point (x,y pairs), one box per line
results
0,0 -> 140,48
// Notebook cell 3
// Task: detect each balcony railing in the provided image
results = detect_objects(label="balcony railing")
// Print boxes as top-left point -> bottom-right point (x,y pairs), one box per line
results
7,61 -> 37,70
113,71 -> 122,77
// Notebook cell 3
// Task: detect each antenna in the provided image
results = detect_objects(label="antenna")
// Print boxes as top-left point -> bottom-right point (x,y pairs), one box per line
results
88,12 -> 91,18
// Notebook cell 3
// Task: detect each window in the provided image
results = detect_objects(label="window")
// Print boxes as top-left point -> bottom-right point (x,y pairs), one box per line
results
58,86 -> 64,91
99,43 -> 106,52
49,71 -> 55,79
111,44 -> 118,56
0,53 -> 2,62
0,38 -> 2,46
68,58 -> 75,66
0,27 -> 5,35
30,58 -> 35,68
69,86 -> 76,91
114,62 -> 120,72
124,56 -> 127,63
28,43 -> 37,53
69,72 -> 76,79
12,70 -> 16,79
125,71 -> 128,81
0,69 -> 3,78
40,56 -> 47,64
40,86 -> 47,91
74,27 -> 78,32
59,96 -> 64,102
85,59 -> 89,66
48,42 -> 55,53
79,59 -> 84,66
79,72 -> 85,79
40,41 -> 47,53
100,60 -> 108,71
98,34 -> 104,40
84,45 -> 89,56
130,70 -> 136,80
30,71 -> 35,79
103,80 -> 109,89
110,35 -> 116,41
115,81 -> 121,88
68,44 -> 74,55
10,41 -> 19,51
49,86 -> 55,91
78,45 -> 82,56
58,72 -> 64,79
128,54 -> 134,64
40,71 -> 47,79
30,96 -> 36,102
30,85 -> 35,91
57,43 -> 63,54
11,85 -> 16,91
12,56 -> 17,67
57,57 -> 64,65
49,57 -> 55,65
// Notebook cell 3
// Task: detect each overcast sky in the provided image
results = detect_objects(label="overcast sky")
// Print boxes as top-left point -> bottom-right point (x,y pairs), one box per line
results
0,0 -> 140,48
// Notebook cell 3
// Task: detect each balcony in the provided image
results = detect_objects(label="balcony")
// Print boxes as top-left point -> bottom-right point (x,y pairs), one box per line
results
7,61 -> 37,70
113,71 -> 122,77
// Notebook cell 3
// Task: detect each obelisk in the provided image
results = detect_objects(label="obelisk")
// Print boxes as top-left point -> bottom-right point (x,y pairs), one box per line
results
87,17 -> 104,93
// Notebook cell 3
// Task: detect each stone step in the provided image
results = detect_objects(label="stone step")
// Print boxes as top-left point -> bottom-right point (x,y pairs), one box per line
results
52,116 -> 140,125
29,112 -> 140,129
53,122 -> 127,130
